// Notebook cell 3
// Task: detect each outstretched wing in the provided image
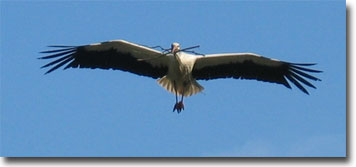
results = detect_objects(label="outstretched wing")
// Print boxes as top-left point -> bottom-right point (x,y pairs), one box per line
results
39,40 -> 169,79
192,53 -> 321,94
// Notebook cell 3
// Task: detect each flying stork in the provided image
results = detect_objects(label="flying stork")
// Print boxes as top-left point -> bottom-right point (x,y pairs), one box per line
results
39,40 -> 321,113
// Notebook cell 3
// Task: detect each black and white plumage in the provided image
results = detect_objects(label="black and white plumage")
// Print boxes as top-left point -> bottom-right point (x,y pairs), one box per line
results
39,40 -> 321,113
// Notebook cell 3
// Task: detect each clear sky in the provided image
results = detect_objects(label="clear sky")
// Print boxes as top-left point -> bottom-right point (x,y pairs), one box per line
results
0,0 -> 345,157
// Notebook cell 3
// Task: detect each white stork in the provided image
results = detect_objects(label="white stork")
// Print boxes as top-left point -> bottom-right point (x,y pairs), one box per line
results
39,40 -> 321,113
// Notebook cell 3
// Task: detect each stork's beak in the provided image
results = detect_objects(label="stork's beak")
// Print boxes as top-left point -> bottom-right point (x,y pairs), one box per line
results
172,45 -> 178,54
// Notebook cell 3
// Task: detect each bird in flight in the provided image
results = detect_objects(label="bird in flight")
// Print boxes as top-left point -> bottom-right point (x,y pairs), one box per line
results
39,40 -> 321,113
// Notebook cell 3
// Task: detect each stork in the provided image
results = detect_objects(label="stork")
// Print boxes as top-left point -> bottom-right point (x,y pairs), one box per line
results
39,40 -> 321,113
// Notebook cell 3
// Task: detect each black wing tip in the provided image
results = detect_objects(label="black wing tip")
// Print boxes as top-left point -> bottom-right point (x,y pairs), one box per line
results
290,62 -> 317,66
290,63 -> 322,73
39,46 -> 77,54
297,86 -> 310,95
303,90 -> 310,95
284,62 -> 322,95
39,45 -> 78,74
42,67 -> 67,75
283,82 -> 292,89
42,47 -> 78,56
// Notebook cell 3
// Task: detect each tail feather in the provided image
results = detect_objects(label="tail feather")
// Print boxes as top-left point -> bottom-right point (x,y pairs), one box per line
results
157,76 -> 204,97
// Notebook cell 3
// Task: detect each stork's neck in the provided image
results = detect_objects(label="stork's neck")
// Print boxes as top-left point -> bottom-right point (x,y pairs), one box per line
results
174,52 -> 183,64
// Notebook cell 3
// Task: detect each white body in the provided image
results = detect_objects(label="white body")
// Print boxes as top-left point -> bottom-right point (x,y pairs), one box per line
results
158,52 -> 204,97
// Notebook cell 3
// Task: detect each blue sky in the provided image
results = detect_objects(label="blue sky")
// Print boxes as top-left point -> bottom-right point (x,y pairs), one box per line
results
0,1 -> 345,157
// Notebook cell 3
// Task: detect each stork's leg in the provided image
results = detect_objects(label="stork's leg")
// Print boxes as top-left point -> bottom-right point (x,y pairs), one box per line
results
180,92 -> 184,102
179,89 -> 185,112
173,81 -> 180,112
173,82 -> 185,113
175,88 -> 185,114
175,86 -> 178,105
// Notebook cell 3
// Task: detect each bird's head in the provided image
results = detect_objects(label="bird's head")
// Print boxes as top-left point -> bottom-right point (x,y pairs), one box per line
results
171,42 -> 180,54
